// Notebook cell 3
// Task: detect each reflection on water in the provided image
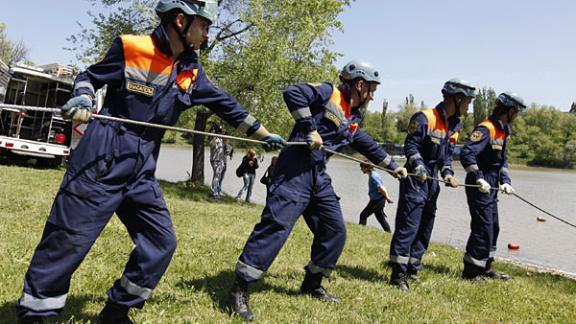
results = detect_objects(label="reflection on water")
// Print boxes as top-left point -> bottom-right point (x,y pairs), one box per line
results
157,146 -> 576,275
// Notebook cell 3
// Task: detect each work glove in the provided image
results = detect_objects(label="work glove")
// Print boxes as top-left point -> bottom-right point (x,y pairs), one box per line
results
444,175 -> 459,188
61,95 -> 93,123
305,130 -> 323,150
476,179 -> 491,193
262,134 -> 286,152
499,183 -> 515,195
414,165 -> 428,182
393,167 -> 408,179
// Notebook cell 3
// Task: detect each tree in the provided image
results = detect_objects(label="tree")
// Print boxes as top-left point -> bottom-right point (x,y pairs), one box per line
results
396,94 -> 419,134
69,0 -> 350,183
0,23 -> 29,66
570,102 -> 576,114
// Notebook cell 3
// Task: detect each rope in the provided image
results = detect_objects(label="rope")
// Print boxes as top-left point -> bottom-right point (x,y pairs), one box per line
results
3,104 -> 570,229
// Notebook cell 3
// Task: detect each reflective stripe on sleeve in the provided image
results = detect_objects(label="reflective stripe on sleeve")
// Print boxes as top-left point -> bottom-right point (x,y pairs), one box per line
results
19,292 -> 67,311
74,81 -> 95,93
465,164 -> 479,173
378,154 -> 393,168
120,275 -> 152,299
441,166 -> 452,173
291,107 -> 312,120
237,115 -> 257,134
408,153 -> 423,165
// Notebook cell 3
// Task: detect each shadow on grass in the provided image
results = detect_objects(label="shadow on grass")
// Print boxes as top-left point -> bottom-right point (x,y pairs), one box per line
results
336,264 -> 387,282
176,270 -> 302,311
0,294 -> 103,323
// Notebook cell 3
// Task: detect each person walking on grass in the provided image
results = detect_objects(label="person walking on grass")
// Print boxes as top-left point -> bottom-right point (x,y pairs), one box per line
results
359,160 -> 393,233
460,92 -> 526,282
236,148 -> 258,203
225,60 -> 407,321
15,1 -> 285,323
388,78 -> 476,291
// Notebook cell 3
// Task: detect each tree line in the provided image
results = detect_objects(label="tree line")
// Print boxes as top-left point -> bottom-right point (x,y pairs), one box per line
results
362,89 -> 576,169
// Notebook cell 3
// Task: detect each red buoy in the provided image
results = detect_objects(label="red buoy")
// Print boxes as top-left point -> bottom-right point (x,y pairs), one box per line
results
508,243 -> 520,250
537,216 -> 546,222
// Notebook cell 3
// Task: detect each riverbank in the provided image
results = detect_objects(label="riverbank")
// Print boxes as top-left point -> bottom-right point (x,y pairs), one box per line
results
0,164 -> 575,323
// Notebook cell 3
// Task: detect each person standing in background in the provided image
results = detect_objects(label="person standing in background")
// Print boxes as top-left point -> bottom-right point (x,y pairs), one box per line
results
236,148 -> 258,203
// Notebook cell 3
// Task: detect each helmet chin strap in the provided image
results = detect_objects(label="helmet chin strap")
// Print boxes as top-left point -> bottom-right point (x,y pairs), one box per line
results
173,16 -> 195,52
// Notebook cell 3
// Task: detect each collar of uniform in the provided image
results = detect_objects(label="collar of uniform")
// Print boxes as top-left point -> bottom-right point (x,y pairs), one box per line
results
337,83 -> 352,105
152,25 -> 174,57
435,102 -> 448,121
178,49 -> 199,71
489,114 -> 511,135
437,102 -> 463,131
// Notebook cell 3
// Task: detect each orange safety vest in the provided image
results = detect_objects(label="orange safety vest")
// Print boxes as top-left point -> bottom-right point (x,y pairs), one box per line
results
422,108 -> 459,144
121,35 -> 198,93
479,119 -> 508,150
325,88 -> 358,132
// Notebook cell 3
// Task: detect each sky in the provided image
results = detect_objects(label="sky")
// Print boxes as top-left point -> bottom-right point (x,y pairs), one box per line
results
1,1 -> 574,112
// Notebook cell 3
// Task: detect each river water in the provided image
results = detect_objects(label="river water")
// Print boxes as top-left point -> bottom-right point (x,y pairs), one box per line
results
156,146 -> 576,275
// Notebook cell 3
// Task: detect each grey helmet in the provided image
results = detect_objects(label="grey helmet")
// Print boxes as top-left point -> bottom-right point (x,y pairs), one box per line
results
442,78 -> 476,98
155,0 -> 219,24
340,60 -> 381,84
497,92 -> 527,112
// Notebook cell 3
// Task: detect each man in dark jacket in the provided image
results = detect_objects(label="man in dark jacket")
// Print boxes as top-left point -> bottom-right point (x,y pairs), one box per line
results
16,1 -> 285,323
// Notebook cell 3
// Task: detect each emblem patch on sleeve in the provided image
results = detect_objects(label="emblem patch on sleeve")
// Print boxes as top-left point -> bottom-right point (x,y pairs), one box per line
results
470,130 -> 483,142
407,119 -> 418,134
126,81 -> 155,97
324,111 -> 342,127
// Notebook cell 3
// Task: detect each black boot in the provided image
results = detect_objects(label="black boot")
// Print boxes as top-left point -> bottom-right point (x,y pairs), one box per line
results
226,277 -> 254,321
97,301 -> 133,324
300,269 -> 340,303
389,268 -> 410,292
483,259 -> 511,280
462,262 -> 485,283
406,269 -> 420,282
19,317 -> 44,324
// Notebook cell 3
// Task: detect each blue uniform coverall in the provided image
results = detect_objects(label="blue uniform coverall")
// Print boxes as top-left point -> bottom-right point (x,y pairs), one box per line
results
460,115 -> 511,270
235,82 -> 399,282
389,103 -> 461,273
17,25 -> 262,318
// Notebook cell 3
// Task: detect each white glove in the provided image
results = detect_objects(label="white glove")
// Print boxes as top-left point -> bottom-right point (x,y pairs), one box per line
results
393,167 -> 408,179
444,175 -> 459,188
500,183 -> 515,195
476,179 -> 491,193
306,130 -> 323,150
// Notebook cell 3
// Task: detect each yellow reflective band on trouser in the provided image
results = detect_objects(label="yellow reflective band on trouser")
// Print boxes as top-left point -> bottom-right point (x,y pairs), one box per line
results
464,254 -> 487,268
19,292 -> 67,311
120,275 -> 153,299
390,255 -> 409,265
236,260 -> 265,280
307,262 -> 332,277
408,257 -> 421,265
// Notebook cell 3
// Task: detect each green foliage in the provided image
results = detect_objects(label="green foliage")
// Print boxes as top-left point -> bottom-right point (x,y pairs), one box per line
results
395,94 -> 419,133
0,22 -> 29,66
509,105 -> 576,168
66,0 -> 157,65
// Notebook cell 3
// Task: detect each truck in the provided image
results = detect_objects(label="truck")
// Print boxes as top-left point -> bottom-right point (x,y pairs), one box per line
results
0,63 -> 75,167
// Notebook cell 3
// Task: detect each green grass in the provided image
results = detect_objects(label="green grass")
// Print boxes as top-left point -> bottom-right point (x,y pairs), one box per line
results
0,163 -> 575,323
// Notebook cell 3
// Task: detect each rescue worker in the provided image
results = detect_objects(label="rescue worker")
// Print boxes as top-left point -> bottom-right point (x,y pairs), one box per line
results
460,92 -> 526,281
16,1 -> 285,323
225,60 -> 408,321
389,78 -> 476,291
